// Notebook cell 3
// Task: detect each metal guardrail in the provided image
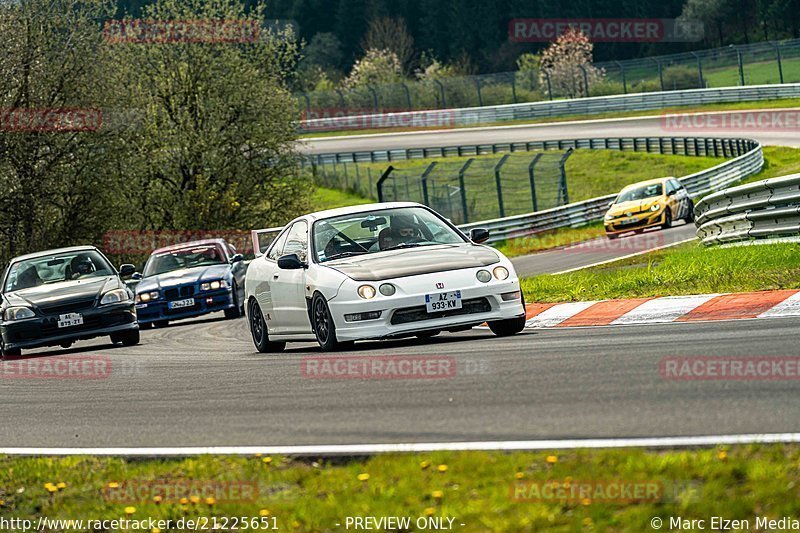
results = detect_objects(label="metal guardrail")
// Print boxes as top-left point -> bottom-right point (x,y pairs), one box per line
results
301,83 -> 800,133
695,173 -> 800,246
451,137 -> 762,244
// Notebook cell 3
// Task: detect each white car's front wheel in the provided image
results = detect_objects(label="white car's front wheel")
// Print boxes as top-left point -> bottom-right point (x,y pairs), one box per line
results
249,299 -> 285,353
312,293 -> 354,352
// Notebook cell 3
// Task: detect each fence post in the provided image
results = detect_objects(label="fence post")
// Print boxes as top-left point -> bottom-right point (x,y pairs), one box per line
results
401,83 -> 412,110
528,153 -> 543,212
494,154 -> 510,218
433,79 -> 446,108
773,42 -> 785,84
543,70 -> 553,100
300,92 -> 311,116
511,74 -> 518,103
578,64 -> 589,96
690,52 -> 704,88
420,162 -> 437,205
652,58 -> 664,91
367,85 -> 379,112
335,89 -> 345,109
457,158 -> 474,224
557,148 -> 574,206
368,167 -> 373,198
475,78 -> 483,107
376,166 -> 394,202
615,61 -> 627,94
733,46 -> 745,86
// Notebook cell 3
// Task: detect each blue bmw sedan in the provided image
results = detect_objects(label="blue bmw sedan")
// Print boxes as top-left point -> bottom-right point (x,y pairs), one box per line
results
134,239 -> 248,327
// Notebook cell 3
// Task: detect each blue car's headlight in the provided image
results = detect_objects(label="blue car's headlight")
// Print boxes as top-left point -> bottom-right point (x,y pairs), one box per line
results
201,280 -> 227,291
136,291 -> 159,303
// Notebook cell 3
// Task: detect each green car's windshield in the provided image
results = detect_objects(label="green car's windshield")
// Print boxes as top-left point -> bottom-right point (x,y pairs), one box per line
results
313,207 -> 466,263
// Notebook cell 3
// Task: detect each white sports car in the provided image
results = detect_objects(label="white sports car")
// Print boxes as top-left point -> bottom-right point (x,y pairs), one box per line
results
244,202 -> 526,352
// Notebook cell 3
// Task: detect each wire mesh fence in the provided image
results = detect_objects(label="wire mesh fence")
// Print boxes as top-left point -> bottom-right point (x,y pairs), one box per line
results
296,38 -> 800,117
372,151 -> 574,224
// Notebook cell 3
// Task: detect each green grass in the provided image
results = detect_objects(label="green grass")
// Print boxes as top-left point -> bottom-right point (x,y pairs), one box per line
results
704,59 -> 800,88
4,445 -> 800,531
308,187 -> 374,211
300,98 -> 800,138
521,241 -> 800,303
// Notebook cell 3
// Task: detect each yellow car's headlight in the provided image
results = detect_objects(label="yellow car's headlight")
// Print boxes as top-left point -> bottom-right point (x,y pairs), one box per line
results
650,203 -> 661,212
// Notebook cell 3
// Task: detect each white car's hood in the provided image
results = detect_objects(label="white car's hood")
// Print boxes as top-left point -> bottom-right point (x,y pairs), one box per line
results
324,244 -> 500,281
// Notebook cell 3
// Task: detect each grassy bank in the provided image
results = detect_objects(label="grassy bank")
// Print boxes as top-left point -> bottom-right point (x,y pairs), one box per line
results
3,445 -> 800,531
521,241 -> 800,303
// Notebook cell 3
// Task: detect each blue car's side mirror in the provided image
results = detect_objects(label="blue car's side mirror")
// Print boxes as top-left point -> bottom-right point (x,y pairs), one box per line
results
231,253 -> 244,263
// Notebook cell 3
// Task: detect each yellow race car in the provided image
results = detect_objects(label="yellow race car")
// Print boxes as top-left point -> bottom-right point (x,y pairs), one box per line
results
604,177 -> 694,239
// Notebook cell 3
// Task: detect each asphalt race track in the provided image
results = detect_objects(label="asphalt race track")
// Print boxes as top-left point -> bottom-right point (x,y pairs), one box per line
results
2,313 -> 799,447
2,110 -> 795,449
300,110 -> 800,155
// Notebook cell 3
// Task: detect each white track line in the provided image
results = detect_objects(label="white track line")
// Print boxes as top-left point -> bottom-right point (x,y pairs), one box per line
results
524,301 -> 597,328
3,434 -> 800,456
551,237 -> 695,275
758,291 -> 800,318
611,294 -> 720,325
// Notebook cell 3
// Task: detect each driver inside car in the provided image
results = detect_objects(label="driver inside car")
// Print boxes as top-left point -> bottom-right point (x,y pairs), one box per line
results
68,254 -> 96,280
379,214 -> 425,250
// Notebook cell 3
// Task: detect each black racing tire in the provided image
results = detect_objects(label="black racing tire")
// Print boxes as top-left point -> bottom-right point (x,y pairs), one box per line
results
224,284 -> 241,319
488,293 -> 526,337
249,298 -> 285,353
416,330 -> 441,339
311,293 -> 351,352
661,208 -> 673,229
154,320 -> 169,328
607,233 -> 618,240
111,329 -> 140,346
684,200 -> 695,222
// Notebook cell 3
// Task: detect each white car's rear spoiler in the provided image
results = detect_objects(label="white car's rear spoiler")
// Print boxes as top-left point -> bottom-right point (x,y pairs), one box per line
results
251,227 -> 283,257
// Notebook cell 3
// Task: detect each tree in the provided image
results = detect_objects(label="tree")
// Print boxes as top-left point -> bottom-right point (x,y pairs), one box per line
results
539,28 -> 604,98
342,48 -> 404,88
0,0 -> 132,263
362,17 -> 415,74
107,0 -> 310,232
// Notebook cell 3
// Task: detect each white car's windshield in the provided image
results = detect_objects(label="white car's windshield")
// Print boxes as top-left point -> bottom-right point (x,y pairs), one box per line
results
313,207 -> 466,263
4,250 -> 113,292
143,243 -> 226,277
615,183 -> 663,203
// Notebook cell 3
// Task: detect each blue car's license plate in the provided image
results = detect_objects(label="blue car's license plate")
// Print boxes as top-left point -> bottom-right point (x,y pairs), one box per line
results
168,298 -> 195,310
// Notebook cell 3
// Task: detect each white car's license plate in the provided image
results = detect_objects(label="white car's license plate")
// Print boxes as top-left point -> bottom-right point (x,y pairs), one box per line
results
425,291 -> 462,313
168,298 -> 195,310
57,313 -> 84,328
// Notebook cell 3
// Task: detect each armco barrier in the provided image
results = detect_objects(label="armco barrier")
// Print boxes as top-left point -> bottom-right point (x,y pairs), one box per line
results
300,84 -> 800,133
695,173 -> 800,246
312,136 -> 763,244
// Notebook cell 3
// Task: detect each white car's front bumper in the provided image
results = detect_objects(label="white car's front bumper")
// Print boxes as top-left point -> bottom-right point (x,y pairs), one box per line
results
328,269 -> 525,342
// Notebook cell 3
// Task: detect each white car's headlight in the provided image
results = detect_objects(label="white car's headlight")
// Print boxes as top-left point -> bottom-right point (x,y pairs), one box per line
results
476,270 -> 492,283
136,291 -> 159,303
201,280 -> 227,291
493,266 -> 509,280
4,306 -> 35,321
101,289 -> 130,305
357,285 -> 376,299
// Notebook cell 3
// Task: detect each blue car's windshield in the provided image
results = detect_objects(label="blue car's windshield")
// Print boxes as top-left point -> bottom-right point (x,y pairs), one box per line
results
143,243 -> 226,277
